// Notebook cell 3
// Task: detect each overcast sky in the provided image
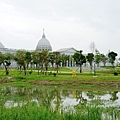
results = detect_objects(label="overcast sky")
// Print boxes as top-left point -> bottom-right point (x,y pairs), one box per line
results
0,0 -> 120,55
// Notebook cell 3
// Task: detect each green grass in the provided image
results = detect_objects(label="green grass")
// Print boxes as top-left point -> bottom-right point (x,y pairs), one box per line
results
0,67 -> 120,90
0,102 -> 120,120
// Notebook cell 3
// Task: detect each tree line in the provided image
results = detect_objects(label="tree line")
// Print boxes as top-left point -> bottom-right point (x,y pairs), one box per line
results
0,49 -> 118,75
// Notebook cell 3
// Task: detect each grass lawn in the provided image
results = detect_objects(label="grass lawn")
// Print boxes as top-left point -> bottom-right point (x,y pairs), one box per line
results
0,66 -> 120,90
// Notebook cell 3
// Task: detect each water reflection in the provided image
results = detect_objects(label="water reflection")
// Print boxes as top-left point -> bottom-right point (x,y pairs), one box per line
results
0,86 -> 120,109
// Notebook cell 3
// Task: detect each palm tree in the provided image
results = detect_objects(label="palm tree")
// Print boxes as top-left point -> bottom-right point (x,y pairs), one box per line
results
101,54 -> 108,66
32,50 -> 50,75
95,49 -> 101,67
14,50 -> 27,75
32,51 -> 39,69
86,53 -> 94,73
53,52 -> 61,73
49,52 -> 55,68
73,50 -> 86,73
41,50 -> 50,72
0,52 -> 12,75
108,51 -> 118,67
32,51 -> 42,75
25,52 -> 32,69
61,54 -> 68,67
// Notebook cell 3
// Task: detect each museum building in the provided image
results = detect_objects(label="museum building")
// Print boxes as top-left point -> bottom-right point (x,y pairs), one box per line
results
0,31 -> 77,67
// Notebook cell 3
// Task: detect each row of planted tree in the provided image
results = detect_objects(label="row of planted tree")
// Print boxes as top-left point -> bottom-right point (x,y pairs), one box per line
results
0,49 -> 118,75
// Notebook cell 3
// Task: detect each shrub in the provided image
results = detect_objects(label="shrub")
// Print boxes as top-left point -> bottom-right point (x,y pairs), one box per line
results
114,72 -> 118,76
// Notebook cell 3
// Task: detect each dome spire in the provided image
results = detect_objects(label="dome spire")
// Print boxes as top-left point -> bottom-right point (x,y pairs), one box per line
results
42,29 -> 46,38
36,29 -> 52,51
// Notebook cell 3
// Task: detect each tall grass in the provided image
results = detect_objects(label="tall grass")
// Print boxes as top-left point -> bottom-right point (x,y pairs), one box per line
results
0,102 -> 120,120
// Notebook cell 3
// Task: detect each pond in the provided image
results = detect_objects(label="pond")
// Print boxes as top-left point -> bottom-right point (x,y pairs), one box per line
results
0,86 -> 120,110
1,86 -> 120,119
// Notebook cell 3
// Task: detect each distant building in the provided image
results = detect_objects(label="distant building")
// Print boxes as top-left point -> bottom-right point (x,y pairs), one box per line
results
0,42 -> 16,54
0,30 -> 115,68
36,30 -> 52,52
56,47 -> 77,67
0,30 -> 82,68
57,47 -> 77,56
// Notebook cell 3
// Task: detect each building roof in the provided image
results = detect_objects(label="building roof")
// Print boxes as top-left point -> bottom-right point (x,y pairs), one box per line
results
0,42 -> 5,48
36,30 -> 52,51
57,47 -> 77,52
57,47 -> 77,55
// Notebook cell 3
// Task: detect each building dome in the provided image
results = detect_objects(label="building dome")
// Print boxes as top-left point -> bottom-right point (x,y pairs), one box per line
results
36,30 -> 52,51
0,42 -> 5,48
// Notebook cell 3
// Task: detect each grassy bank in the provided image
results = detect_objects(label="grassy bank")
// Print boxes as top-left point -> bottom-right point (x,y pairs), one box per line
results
0,67 -> 120,90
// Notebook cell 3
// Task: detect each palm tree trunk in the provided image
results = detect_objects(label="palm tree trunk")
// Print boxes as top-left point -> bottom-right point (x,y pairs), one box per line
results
23,65 -> 26,75
30,63 -> 32,72
38,68 -> 40,75
56,64 -> 59,73
80,64 -> 82,73
90,62 -> 93,73
5,66 -> 9,75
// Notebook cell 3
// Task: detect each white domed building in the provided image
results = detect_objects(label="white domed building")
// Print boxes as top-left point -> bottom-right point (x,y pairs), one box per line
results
0,42 -> 16,54
36,30 -> 52,52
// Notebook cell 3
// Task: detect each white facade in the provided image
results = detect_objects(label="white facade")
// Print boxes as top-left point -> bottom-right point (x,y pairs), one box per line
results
57,47 -> 77,56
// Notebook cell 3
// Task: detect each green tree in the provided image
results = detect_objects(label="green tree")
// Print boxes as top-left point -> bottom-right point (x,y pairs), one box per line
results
108,51 -> 118,67
101,54 -> 108,66
49,52 -> 55,68
32,51 -> 42,75
53,52 -> 61,73
41,50 -> 50,72
0,53 -> 12,75
14,50 -> 27,75
61,54 -> 68,67
25,52 -> 32,69
95,49 -> 101,67
86,53 -> 94,73
73,50 -> 86,73
32,50 -> 50,75
0,52 -> 4,66
32,51 -> 39,69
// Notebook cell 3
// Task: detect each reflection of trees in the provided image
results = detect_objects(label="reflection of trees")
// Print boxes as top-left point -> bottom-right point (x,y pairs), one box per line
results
87,91 -> 95,99
61,90 -> 70,98
50,89 -> 63,111
1,87 -> 119,111
0,87 -> 67,110
87,91 -> 110,100
109,91 -> 118,101
76,91 -> 87,105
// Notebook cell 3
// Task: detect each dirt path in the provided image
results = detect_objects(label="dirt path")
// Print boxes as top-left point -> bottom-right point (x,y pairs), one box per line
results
32,80 -> 120,86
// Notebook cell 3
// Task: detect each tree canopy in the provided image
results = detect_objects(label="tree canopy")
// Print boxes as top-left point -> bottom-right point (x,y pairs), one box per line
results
73,50 -> 86,73
108,51 -> 118,66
